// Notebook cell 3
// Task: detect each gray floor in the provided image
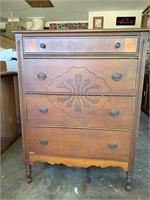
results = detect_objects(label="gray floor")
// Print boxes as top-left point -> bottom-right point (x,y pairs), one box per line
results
1,112 -> 150,200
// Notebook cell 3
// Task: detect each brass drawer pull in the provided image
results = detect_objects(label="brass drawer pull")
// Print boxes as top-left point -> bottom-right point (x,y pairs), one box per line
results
39,106 -> 48,114
111,73 -> 122,81
40,139 -> 48,146
108,141 -> 117,149
37,72 -> 47,80
115,42 -> 121,48
40,43 -> 46,49
109,109 -> 120,117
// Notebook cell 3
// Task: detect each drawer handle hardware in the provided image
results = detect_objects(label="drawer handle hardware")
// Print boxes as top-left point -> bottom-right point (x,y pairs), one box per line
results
39,106 -> 48,114
111,73 -> 122,81
40,139 -> 48,146
109,109 -> 120,117
37,72 -> 47,80
108,141 -> 117,149
40,43 -> 46,49
115,42 -> 121,48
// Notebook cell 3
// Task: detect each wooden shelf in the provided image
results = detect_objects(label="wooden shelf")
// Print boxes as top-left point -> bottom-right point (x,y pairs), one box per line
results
0,71 -> 21,154
0,36 -> 16,49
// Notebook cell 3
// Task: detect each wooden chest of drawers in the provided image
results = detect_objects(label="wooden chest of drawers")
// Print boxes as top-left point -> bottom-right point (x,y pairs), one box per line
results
15,29 -> 149,190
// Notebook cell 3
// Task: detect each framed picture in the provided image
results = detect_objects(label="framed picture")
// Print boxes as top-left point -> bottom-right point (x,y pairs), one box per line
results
49,23 -> 57,30
49,22 -> 88,30
93,17 -> 104,29
116,17 -> 136,25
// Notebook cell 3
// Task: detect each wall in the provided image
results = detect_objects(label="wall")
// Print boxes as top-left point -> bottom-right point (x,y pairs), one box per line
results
0,22 -> 6,29
88,10 -> 142,29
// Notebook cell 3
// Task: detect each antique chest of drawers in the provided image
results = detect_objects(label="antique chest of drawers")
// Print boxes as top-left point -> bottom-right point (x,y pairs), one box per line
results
14,29 -> 149,190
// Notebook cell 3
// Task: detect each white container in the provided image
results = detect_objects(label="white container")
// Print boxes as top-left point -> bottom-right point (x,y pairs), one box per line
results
28,17 -> 45,30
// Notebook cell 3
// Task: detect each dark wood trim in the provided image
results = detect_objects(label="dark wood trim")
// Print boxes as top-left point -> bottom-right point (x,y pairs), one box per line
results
128,32 -> 149,172
15,34 -> 30,164
142,4 -> 150,14
141,74 -> 149,115
13,28 -> 149,34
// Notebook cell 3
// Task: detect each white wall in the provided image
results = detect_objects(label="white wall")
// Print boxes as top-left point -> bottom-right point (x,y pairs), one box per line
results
0,22 -> 6,29
88,10 -> 142,29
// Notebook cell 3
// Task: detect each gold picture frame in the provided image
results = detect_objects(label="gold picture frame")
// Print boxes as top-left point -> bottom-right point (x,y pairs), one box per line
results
93,17 -> 104,29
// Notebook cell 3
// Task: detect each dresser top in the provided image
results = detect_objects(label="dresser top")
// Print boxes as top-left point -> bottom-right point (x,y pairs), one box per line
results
13,28 -> 149,34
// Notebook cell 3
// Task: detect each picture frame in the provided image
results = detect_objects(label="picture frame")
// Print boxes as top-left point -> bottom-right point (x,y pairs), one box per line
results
116,17 -> 136,26
49,22 -> 88,30
93,17 -> 104,29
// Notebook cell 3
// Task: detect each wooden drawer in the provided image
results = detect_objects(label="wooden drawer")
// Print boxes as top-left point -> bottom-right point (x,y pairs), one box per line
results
27,95 -> 134,129
28,127 -> 130,161
23,36 -> 138,54
24,59 -> 137,94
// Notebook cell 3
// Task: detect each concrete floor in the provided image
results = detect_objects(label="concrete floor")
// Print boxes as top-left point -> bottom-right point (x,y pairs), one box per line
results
1,112 -> 149,200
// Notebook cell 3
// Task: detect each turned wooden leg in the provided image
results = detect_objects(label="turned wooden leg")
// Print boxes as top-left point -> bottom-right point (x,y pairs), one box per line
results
126,172 -> 133,191
26,165 -> 32,183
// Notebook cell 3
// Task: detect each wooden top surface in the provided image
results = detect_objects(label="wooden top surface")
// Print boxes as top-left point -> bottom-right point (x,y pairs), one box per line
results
0,71 -> 17,77
13,28 -> 150,34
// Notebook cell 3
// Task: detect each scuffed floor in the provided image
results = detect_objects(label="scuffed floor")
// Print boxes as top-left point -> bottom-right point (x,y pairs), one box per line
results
1,112 -> 150,200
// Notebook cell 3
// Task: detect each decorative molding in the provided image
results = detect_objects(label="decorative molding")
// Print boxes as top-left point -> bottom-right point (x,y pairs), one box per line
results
26,91 -> 135,97
29,152 -> 128,172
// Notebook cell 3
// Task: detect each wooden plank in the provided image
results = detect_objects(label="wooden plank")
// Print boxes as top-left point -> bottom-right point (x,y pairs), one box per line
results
0,36 -> 16,49
25,0 -> 54,7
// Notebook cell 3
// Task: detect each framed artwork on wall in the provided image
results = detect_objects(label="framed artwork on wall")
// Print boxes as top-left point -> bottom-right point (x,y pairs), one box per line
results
93,17 -> 104,29
116,17 -> 136,25
49,22 -> 88,30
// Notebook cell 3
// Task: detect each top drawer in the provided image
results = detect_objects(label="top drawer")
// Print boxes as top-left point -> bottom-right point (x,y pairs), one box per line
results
23,36 -> 139,54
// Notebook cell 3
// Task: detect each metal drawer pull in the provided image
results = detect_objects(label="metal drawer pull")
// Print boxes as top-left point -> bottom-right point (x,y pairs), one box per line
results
37,72 -> 47,80
111,73 -> 122,81
40,139 -> 48,146
108,141 -> 117,149
39,106 -> 48,114
109,109 -> 120,117
40,43 -> 46,49
115,42 -> 121,48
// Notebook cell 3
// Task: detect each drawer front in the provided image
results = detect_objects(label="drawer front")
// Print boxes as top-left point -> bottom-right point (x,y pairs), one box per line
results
28,127 -> 130,161
23,36 -> 138,54
27,95 -> 134,129
24,59 -> 137,94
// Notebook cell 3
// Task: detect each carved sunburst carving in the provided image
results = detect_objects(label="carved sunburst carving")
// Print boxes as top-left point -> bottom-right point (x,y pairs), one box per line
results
57,74 -> 101,112
46,67 -> 111,118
